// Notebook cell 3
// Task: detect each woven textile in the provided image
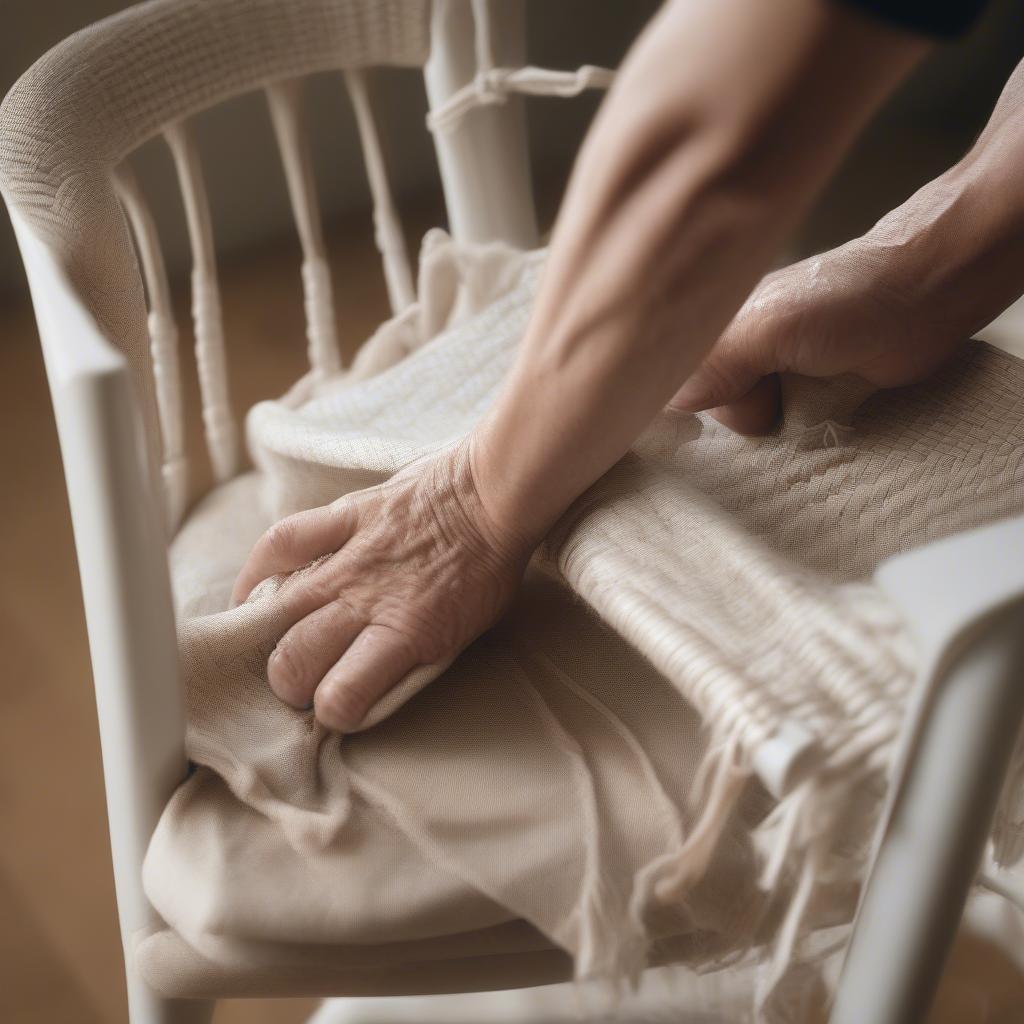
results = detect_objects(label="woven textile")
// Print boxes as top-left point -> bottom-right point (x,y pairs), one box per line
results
136,231 -> 1024,1013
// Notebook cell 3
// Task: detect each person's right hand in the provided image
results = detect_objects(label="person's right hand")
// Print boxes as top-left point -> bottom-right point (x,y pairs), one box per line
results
670,43 -> 1024,439
668,239 -> 969,435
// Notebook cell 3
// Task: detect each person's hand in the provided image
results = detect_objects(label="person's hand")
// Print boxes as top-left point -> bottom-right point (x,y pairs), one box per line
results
671,49 -> 1024,440
232,441 -> 532,733
668,239 -> 969,435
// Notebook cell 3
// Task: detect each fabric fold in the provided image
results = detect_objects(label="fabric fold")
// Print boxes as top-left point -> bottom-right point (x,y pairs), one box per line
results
139,232 -> 1024,1014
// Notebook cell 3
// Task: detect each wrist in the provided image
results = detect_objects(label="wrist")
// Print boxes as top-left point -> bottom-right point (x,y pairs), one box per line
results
863,161 -> 1024,340
431,432 -> 543,572
465,418 -> 560,557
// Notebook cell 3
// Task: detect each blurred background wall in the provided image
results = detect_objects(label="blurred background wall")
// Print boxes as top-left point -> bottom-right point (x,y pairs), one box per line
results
1,0 -> 1024,307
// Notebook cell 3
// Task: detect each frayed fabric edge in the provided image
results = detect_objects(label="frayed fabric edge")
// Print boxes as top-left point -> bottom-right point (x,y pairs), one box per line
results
617,722 -> 889,1021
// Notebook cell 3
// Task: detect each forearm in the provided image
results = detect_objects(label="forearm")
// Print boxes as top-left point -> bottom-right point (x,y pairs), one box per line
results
857,56 -> 1024,340
471,0 -> 925,546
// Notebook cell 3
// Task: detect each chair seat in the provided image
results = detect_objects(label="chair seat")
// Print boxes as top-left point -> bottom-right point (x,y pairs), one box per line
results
137,233 -> 1024,1006
151,470 -> 562,996
143,466 -> 761,998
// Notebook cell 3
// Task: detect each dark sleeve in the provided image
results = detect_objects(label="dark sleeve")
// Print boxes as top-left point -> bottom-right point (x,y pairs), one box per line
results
835,0 -> 989,38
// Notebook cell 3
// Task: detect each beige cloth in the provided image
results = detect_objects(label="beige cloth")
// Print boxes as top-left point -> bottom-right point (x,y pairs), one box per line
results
135,232 -> 1024,1014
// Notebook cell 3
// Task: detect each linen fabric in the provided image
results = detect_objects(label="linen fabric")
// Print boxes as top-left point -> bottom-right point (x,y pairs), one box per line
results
136,231 -> 1024,1013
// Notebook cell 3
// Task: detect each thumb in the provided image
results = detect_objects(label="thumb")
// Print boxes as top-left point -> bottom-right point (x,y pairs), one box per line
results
669,351 -> 763,414
669,336 -> 782,436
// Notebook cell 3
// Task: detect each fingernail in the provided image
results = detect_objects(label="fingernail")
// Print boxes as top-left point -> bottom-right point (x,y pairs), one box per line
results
669,380 -> 706,412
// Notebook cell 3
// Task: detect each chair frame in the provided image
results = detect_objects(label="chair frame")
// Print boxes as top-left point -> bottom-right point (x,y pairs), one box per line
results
3,2 -> 1023,1022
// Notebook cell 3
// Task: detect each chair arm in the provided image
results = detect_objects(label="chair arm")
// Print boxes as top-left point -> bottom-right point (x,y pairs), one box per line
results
876,513 -> 1024,671
7,207 -> 124,385
9,205 -> 191,1015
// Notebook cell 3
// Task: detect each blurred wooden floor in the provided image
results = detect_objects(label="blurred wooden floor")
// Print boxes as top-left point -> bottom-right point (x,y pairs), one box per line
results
2,208 -> 1024,1023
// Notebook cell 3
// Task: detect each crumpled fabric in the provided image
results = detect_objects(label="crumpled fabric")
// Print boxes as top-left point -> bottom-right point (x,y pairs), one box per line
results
139,230 -> 1024,1016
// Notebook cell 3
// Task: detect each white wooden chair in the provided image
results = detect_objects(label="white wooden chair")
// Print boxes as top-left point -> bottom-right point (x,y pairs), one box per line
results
2,2 -> 1023,1022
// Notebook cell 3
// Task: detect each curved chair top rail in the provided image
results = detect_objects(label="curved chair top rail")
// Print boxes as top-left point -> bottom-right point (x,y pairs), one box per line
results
0,0 -> 613,530
0,0 -> 429,513
0,0 -> 428,242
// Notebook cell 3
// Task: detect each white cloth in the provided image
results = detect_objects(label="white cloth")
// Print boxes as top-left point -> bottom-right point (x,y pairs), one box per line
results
137,232 -> 1024,1015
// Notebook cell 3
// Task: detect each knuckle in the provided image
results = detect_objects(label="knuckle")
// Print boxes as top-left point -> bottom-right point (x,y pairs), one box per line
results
263,517 -> 298,561
329,591 -> 362,625
292,565 -> 334,606
371,613 -> 433,661
267,635 -> 309,700
315,680 -> 372,732
694,359 -> 737,408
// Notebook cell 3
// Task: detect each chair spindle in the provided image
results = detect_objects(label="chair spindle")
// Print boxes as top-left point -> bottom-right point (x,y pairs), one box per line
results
164,120 -> 240,484
266,79 -> 342,378
113,162 -> 189,530
344,69 -> 416,315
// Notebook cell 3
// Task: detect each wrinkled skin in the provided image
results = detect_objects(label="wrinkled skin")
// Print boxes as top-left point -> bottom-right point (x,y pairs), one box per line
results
234,0 -> 1024,733
669,240 -> 968,434
236,236 -> 958,734
232,442 -> 530,732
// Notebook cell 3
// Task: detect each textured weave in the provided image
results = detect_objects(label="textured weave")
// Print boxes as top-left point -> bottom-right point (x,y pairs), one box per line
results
136,232 -> 1024,1014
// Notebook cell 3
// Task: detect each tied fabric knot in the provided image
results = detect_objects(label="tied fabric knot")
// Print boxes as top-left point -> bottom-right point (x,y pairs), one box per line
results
799,419 -> 854,450
779,372 -> 876,451
426,65 -> 616,135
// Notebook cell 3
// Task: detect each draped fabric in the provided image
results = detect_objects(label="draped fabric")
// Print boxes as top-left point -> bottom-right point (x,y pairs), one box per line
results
6,1 -> 1022,1016
137,232 -> 1024,1015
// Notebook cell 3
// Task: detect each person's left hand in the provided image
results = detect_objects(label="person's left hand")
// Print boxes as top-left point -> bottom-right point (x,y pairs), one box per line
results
232,440 -> 532,732
667,239 -> 969,435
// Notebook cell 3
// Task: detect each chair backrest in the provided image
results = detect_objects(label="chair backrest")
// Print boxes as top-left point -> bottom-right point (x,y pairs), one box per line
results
0,0 -> 613,1013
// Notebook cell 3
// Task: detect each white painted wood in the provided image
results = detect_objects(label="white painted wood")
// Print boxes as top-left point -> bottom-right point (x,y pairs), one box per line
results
266,79 -> 342,377
831,598 -> 1024,1024
343,69 -> 416,314
310,963 -> 750,1022
8,208 -> 213,1024
114,162 -> 189,530
165,120 -> 240,483
424,0 -> 537,247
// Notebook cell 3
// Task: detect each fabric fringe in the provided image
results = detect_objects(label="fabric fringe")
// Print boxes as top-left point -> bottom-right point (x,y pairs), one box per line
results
628,723 -> 750,944
621,719 -> 886,1020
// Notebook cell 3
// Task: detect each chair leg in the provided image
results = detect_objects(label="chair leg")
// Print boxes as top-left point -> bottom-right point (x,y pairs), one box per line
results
830,602 -> 1024,1024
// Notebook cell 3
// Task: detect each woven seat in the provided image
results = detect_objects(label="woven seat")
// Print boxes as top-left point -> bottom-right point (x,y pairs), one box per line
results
134,231 -> 1024,1010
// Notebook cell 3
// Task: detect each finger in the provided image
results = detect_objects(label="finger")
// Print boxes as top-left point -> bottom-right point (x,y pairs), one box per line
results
668,347 -> 764,414
707,373 -> 782,436
267,597 -> 364,710
314,624 -> 419,733
232,502 -> 355,606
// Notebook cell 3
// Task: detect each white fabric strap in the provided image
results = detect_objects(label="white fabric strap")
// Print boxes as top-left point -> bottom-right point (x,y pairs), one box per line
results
165,120 -> 239,484
426,65 -> 616,135
266,79 -> 342,378
344,69 -> 416,314
112,162 -> 188,530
